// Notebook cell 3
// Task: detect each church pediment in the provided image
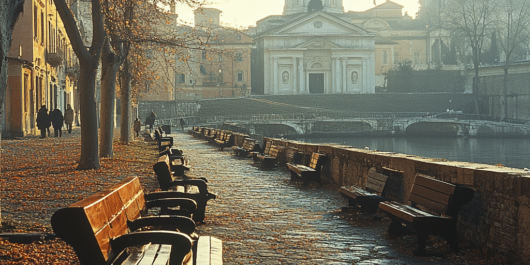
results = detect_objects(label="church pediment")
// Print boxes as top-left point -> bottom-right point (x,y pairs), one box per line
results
296,38 -> 341,49
268,11 -> 373,36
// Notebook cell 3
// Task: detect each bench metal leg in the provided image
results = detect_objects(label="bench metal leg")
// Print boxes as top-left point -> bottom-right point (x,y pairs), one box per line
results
414,231 -> 429,256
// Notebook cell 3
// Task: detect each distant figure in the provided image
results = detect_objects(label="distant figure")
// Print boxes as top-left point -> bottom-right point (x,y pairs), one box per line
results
51,108 -> 64,137
145,110 -> 157,130
134,118 -> 142,138
308,0 -> 323,12
179,118 -> 186,131
36,105 -> 50,138
64,104 -> 74,134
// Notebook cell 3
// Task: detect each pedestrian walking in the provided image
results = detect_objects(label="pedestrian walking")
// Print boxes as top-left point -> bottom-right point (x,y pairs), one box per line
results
36,105 -> 50,138
51,108 -> 64,137
145,110 -> 157,130
179,118 -> 186,131
64,104 -> 74,134
134,118 -> 142,138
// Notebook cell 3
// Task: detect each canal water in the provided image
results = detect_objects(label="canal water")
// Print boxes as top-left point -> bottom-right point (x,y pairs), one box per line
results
293,136 -> 530,170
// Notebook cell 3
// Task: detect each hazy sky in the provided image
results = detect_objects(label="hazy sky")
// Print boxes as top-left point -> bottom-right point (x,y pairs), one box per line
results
175,0 -> 421,28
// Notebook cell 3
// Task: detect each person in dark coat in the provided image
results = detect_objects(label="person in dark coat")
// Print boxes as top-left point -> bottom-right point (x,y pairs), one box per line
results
179,118 -> 186,131
36,105 -> 50,138
51,108 -> 64,137
145,110 -> 157,129
64,104 -> 74,134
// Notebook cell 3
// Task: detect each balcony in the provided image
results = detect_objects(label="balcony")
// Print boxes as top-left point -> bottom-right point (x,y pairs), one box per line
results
46,47 -> 64,67
66,62 -> 79,76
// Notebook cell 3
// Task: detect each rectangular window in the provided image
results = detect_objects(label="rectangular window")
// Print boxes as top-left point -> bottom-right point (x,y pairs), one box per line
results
382,50 -> 389,65
237,72 -> 243,82
235,52 -> 242,62
394,52 -> 399,64
41,12 -> 45,44
236,35 -> 242,40
414,52 -> 420,64
177,74 -> 185,83
34,6 -> 38,39
202,50 -> 206,59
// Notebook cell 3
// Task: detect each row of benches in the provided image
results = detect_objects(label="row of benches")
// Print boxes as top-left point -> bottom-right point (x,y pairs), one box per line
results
339,167 -> 474,256
190,127 -> 329,187
52,128 -> 222,264
191,126 -> 476,256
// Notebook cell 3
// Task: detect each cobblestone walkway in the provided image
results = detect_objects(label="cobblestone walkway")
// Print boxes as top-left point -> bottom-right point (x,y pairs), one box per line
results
175,132 -> 456,265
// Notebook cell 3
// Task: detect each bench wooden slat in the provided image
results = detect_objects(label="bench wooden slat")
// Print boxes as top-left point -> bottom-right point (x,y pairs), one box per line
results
379,201 -> 450,224
152,245 -> 171,265
366,171 -> 388,193
411,185 -> 452,207
414,176 -> 455,195
195,236 -> 223,265
139,244 -> 160,265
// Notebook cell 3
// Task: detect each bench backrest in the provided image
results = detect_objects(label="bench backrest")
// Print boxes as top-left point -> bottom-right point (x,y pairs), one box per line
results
263,141 -> 272,155
242,139 -> 256,151
366,169 -> 389,194
51,177 -> 145,264
409,175 -> 457,215
153,155 -> 174,191
309,153 -> 326,170
269,145 -> 280,158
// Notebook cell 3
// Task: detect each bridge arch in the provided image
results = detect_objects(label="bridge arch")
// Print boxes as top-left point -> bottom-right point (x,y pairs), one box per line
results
404,122 -> 467,137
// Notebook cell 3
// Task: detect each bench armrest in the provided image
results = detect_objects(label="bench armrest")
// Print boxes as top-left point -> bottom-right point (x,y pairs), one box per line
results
167,179 -> 210,195
110,231 -> 192,265
127,215 -> 196,235
145,198 -> 197,214
146,191 -> 217,202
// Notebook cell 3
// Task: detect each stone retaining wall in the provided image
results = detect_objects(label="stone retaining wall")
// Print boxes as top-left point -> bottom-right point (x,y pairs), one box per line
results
257,136 -> 530,263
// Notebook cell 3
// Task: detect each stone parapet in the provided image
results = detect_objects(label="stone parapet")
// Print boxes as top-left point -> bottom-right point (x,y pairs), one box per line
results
254,136 -> 530,262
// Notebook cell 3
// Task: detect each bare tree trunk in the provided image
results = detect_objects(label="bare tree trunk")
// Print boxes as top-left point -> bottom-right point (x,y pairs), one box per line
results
99,39 -> 119,157
1,0 -> 25,224
54,0 -> 105,170
502,65 -> 509,120
473,65 -> 481,115
77,60 -> 101,169
120,58 -> 133,144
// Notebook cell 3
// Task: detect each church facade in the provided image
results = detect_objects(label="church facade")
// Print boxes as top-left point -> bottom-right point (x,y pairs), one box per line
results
252,0 -> 376,95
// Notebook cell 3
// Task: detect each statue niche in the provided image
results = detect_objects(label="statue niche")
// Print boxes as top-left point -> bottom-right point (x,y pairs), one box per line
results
308,0 -> 323,13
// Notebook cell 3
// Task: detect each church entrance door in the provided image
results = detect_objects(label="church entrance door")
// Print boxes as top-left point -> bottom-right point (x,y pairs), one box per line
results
309,73 -> 324,94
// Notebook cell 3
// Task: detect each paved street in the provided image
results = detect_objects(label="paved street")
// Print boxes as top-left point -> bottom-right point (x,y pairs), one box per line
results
173,131 -> 458,265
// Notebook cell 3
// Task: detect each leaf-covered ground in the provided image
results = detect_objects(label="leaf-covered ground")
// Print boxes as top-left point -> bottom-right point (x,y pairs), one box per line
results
0,129 -> 159,264
0,129 -> 515,264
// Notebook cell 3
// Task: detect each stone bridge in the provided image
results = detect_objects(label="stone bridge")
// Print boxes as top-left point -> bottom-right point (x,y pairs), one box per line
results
223,117 -> 530,137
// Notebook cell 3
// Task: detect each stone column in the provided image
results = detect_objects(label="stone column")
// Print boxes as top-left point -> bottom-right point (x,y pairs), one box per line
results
294,57 -> 298,94
331,57 -> 336,93
299,58 -> 306,94
342,58 -> 347,93
273,57 -> 278,95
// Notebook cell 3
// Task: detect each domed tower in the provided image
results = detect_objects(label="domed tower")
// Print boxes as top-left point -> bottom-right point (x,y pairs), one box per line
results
283,0 -> 344,15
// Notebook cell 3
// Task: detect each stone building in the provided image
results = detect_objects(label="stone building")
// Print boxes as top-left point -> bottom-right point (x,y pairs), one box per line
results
140,8 -> 253,101
253,0 -> 376,95
252,0 -> 450,93
3,0 -> 77,137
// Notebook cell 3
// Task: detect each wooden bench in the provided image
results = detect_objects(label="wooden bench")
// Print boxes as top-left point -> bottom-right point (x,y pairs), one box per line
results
284,147 -> 302,166
249,140 -> 266,161
204,129 -> 219,144
256,145 -> 282,168
339,168 -> 392,213
287,153 -> 326,186
51,177 -> 222,265
232,138 -> 258,158
214,132 -> 234,151
378,175 -> 474,256
153,155 -> 217,223
159,147 -> 191,176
